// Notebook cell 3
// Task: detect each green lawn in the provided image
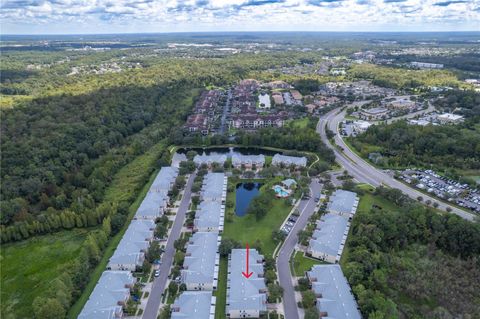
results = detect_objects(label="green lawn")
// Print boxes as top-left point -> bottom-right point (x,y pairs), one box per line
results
1,229 -> 91,319
214,257 -> 228,319
67,142 -> 165,318
223,180 -> 293,258
291,251 -> 323,277
289,117 -> 309,129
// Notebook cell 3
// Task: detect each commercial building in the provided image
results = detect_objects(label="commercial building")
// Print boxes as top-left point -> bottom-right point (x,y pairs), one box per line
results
79,271 -> 135,319
307,213 -> 350,263
108,219 -> 155,271
171,291 -> 216,319
181,232 -> 220,291
271,154 -> 307,167
359,107 -> 389,120
226,249 -> 267,318
231,154 -> 265,170
327,190 -> 359,218
410,61 -> 444,69
437,113 -> 464,124
307,265 -> 361,319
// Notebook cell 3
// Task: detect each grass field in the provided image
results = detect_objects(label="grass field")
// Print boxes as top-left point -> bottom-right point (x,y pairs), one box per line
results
215,178 -> 293,319
291,251 -> 323,277
67,141 -> 166,318
223,179 -> 293,258
1,229 -> 91,319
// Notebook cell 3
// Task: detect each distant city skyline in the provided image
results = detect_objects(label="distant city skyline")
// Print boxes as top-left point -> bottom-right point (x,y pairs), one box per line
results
1,0 -> 479,35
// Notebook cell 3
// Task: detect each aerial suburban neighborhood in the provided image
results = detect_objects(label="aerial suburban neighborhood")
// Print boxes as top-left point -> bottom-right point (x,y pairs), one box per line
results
2,13 -> 480,319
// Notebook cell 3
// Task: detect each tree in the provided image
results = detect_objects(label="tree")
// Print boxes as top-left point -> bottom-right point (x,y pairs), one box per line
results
219,238 -> 240,257
301,290 -> 317,309
168,281 -> 178,297
272,230 -> 286,243
268,283 -> 284,303
158,305 -> 171,319
304,307 -> 320,319
33,297 -> 66,319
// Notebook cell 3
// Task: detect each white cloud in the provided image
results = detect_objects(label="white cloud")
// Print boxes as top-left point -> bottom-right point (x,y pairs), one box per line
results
0,0 -> 478,33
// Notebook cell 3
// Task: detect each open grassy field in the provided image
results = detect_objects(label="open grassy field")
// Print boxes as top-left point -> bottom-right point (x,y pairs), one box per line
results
291,250 -> 324,277
223,179 -> 293,258
1,229 -> 91,319
67,141 -> 166,318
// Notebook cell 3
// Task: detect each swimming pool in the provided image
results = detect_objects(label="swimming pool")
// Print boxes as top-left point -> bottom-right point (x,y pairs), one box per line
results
273,185 -> 290,197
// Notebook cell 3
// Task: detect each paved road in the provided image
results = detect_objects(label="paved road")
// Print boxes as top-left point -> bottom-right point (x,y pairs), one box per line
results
277,180 -> 323,319
219,89 -> 232,134
142,172 -> 196,319
318,108 -> 475,221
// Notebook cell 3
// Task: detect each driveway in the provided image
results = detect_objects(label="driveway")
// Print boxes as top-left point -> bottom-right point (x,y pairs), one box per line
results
142,172 -> 196,319
277,180 -> 323,319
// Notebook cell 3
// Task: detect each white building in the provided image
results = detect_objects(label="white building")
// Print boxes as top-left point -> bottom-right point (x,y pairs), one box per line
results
231,154 -> 265,170
258,93 -> 271,109
271,154 -> 307,167
171,291 -> 216,319
308,213 -> 350,263
437,113 -> 464,124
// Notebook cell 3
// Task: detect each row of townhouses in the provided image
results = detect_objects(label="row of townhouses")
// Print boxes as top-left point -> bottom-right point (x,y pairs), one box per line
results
172,173 -> 227,319
78,166 -> 179,319
306,189 -> 361,319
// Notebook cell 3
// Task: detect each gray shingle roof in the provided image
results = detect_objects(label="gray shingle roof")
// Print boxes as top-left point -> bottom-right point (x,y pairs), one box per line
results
151,166 -> 178,192
194,201 -> 224,231
79,271 -> 135,319
308,213 -> 349,259
231,154 -> 265,166
194,154 -> 227,166
201,173 -> 227,202
272,154 -> 307,167
307,264 -> 361,319
181,232 -> 220,287
108,219 -> 155,268
172,291 -> 215,319
226,249 -> 267,314
327,190 -> 359,216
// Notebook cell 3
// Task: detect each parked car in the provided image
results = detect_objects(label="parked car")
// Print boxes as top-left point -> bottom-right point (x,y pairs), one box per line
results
154,270 -> 160,277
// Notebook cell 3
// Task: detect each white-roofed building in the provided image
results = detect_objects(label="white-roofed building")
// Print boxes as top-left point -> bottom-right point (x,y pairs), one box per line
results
231,154 -> 265,170
171,291 -> 216,319
226,249 -> 267,318
307,265 -> 361,319
78,271 -> 135,319
181,232 -> 220,291
271,154 -> 307,167
201,173 -> 227,203
193,154 -> 227,167
327,190 -> 359,218
194,201 -> 225,232
108,219 -> 155,271
437,113 -> 464,124
307,213 -> 350,263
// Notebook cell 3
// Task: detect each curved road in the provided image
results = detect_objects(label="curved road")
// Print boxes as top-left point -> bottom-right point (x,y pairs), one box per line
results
317,108 -> 475,221
277,180 -> 322,319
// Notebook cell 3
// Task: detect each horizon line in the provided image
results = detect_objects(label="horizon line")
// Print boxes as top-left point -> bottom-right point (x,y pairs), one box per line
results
2,30 -> 480,37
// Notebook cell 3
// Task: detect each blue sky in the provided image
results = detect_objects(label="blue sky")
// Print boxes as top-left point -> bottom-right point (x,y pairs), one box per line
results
1,0 -> 479,34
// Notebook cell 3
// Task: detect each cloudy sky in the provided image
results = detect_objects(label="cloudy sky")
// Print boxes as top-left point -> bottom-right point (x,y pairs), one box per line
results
1,0 -> 479,34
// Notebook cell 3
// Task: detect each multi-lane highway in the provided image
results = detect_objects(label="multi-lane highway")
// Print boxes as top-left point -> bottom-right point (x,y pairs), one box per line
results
317,108 -> 475,221
277,180 -> 322,319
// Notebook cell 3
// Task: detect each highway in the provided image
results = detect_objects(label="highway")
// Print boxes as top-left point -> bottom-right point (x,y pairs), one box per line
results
142,172 -> 196,319
317,108 -> 475,221
277,180 -> 323,319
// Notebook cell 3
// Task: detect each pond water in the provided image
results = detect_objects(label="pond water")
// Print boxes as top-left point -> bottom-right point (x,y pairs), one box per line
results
235,182 -> 262,217
176,146 -> 280,157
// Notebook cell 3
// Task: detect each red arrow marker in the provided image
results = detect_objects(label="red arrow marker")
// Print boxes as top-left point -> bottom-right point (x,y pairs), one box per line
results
242,243 -> 253,279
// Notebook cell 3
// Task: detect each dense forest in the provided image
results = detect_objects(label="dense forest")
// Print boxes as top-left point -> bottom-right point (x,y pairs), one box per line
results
432,90 -> 480,118
344,186 -> 480,318
0,53 -> 317,243
348,64 -> 463,90
350,120 -> 480,173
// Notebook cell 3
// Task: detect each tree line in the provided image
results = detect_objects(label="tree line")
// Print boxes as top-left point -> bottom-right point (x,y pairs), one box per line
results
343,186 -> 480,318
